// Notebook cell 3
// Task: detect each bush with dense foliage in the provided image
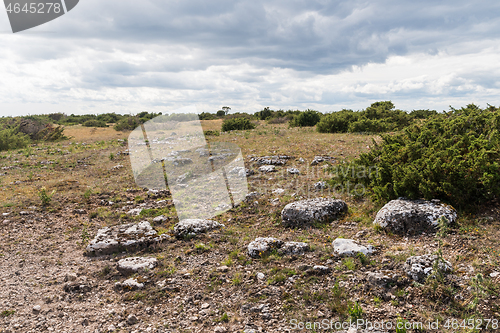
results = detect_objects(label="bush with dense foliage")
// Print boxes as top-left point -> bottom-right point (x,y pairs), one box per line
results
221,117 -> 255,131
332,104 -> 500,210
0,127 -> 31,151
83,119 -> 108,128
289,109 -> 322,127
317,101 -> 412,133
114,116 -> 141,131
316,109 -> 359,133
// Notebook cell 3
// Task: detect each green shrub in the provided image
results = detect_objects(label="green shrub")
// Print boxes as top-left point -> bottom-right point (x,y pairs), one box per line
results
289,109 -> 321,127
317,109 -> 359,133
204,130 -> 220,136
198,112 -> 217,120
39,187 -> 56,206
333,104 -> 500,210
83,119 -> 108,128
221,118 -> 255,131
114,117 -> 141,131
317,101 -> 412,134
0,127 -> 30,151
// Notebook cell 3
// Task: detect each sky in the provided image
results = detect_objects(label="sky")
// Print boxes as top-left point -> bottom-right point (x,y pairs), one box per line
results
1,0 -> 500,116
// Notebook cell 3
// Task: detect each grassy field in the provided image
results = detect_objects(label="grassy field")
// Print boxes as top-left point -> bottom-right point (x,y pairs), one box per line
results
0,120 -> 498,332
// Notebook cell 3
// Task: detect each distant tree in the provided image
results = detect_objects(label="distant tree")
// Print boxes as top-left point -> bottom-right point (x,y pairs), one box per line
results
256,107 -> 273,120
222,106 -> 231,115
216,110 -> 226,118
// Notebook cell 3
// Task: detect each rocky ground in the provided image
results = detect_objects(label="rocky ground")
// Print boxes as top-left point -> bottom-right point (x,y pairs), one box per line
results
0,125 -> 499,333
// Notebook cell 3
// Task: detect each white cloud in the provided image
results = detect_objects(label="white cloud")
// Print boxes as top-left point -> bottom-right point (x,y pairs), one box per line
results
1,0 -> 500,116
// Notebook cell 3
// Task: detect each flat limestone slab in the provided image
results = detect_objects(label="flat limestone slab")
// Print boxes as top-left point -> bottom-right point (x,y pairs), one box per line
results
86,221 -> 169,255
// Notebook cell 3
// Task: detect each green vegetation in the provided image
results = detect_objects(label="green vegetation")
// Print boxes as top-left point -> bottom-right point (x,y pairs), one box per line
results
83,119 -> 108,127
332,104 -> 500,210
317,101 -> 413,133
289,109 -> 322,127
0,127 -> 30,151
114,116 -> 141,131
222,117 -> 256,131
38,187 -> 55,206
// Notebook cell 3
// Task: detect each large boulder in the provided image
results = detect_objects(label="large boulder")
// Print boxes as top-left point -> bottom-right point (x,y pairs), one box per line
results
281,198 -> 347,227
86,221 -> 170,255
173,219 -> 224,238
373,199 -> 457,235
333,238 -> 374,257
404,254 -> 453,282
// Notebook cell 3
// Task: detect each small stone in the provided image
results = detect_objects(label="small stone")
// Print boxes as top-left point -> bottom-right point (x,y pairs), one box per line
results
272,188 -> 285,195
201,302 -> 210,309
173,219 -> 224,238
490,272 -> 499,278
152,215 -> 167,223
81,318 -> 89,326
214,326 -> 227,333
333,238 -> 374,256
217,266 -> 229,273
127,314 -> 138,325
32,305 -> 41,314
256,272 -> 265,280
287,168 -> 300,174
115,278 -> 144,290
127,208 -> 143,216
312,265 -> 330,275
117,257 -> 158,276
258,165 -> 276,173
247,237 -> 283,258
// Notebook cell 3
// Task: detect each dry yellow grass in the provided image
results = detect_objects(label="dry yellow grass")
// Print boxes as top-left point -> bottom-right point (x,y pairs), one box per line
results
63,124 -> 129,142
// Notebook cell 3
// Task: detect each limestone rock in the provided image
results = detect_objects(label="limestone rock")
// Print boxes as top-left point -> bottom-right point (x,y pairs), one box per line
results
333,238 -> 374,256
277,242 -> 310,256
117,257 -> 158,276
258,165 -> 276,173
247,237 -> 283,258
281,198 -> 347,227
404,254 -> 453,282
173,219 -> 224,238
86,221 -> 169,255
373,198 -> 457,235
115,278 -> 144,290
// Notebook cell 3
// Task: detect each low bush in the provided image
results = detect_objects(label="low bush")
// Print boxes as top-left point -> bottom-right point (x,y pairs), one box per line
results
0,127 -> 31,151
332,104 -> 500,210
317,101 -> 412,134
204,130 -> 220,136
221,118 -> 255,131
83,119 -> 108,128
289,109 -> 322,127
316,109 -> 359,133
114,116 -> 141,131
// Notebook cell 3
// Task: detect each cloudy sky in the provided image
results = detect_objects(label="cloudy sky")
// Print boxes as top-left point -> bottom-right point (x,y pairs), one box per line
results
1,0 -> 500,116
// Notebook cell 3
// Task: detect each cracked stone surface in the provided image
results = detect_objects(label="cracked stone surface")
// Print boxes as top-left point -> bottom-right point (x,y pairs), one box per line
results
117,257 -> 158,276
373,198 -> 457,235
333,238 -> 375,256
173,219 -> 224,238
86,221 -> 169,255
281,198 -> 347,227
403,254 -> 453,282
